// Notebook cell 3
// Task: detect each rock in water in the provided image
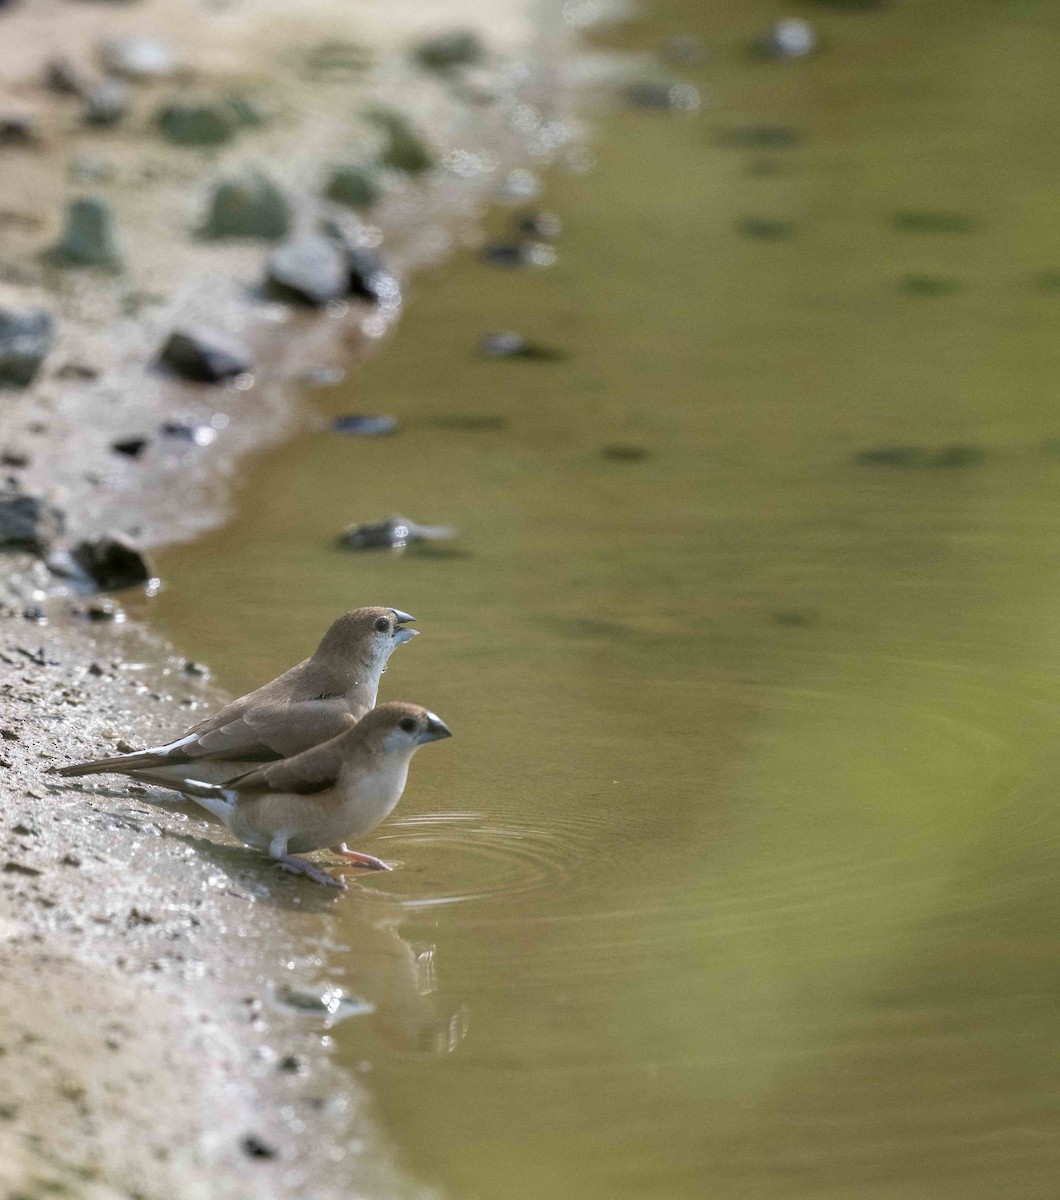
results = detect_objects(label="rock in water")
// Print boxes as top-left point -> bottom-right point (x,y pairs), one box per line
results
0,309 -> 54,387
413,30 -> 485,72
97,35 -> 175,80
49,197 -> 123,269
51,534 -> 155,592
755,18 -> 817,59
0,491 -> 64,552
83,79 -> 130,127
203,169 -> 291,240
158,327 -> 251,382
325,164 -> 381,210
157,101 -> 238,146
266,235 -> 348,306
365,108 -> 433,174
340,514 -> 456,551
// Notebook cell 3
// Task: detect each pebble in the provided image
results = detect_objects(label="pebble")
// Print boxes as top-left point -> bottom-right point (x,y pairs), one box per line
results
0,308 -> 54,387
157,101 -> 239,146
98,35 -> 176,80
203,168 -> 292,240
161,421 -> 216,446
602,444 -> 651,461
0,491 -> 64,553
478,332 -> 563,361
413,30 -> 485,72
623,81 -> 700,112
515,211 -> 562,240
330,414 -> 398,436
365,107 -> 433,175
241,1135 -> 277,1160
48,197 -> 123,270
46,56 -> 88,96
340,514 -> 456,551
325,164 -> 381,211
737,217 -> 795,240
0,113 -> 38,146
111,437 -> 149,459
266,235 -> 348,306
49,534 -> 156,593
158,327 -> 252,383
755,18 -> 818,60
83,80 -> 131,127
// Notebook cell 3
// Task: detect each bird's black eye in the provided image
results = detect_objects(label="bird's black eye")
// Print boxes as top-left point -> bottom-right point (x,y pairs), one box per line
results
375,617 -> 391,633
399,717 -> 418,733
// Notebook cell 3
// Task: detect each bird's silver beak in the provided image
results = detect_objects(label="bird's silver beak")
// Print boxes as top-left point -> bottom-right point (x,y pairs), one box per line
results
391,610 -> 418,645
419,712 -> 452,743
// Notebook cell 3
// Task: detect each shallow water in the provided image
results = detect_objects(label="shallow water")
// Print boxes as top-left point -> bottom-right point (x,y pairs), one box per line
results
155,2 -> 1060,1197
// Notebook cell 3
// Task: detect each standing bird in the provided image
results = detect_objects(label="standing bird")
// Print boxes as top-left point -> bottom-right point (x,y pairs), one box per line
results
172,702 -> 452,887
54,606 -> 418,787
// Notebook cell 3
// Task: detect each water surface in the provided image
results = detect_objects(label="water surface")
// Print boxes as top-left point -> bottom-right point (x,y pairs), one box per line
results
156,2 -> 1060,1197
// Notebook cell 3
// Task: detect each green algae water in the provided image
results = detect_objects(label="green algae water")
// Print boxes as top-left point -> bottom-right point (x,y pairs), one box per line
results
155,2 -> 1060,1196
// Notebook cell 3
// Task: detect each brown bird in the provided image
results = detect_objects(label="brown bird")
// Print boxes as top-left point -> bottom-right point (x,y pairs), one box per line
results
54,606 -> 418,787
172,702 -> 452,887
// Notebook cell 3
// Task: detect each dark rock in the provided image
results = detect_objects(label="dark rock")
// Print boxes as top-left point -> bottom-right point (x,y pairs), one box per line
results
157,101 -> 238,146
478,332 -> 564,361
4,861 -> 41,877
158,327 -> 251,383
74,599 -> 125,622
623,81 -> 700,112
266,235 -> 348,306
715,124 -> 802,149
324,164 -> 381,210
602,444 -> 650,461
891,211 -> 976,234
0,309 -> 53,387
54,362 -> 98,381
278,1054 -> 305,1074
241,1135 -> 277,1161
202,169 -> 291,240
0,114 -> 38,146
737,217 -> 795,240
47,56 -> 89,96
413,30 -> 485,72
900,275 -> 959,296
319,218 -> 401,305
161,421 -> 216,446
111,437 -> 148,458
926,445 -> 986,469
182,660 -> 209,677
0,451 -> 28,468
21,606 -> 45,623
365,107 -> 433,174
54,534 -> 155,592
515,211 -> 562,240
98,35 -> 175,80
854,444 -> 985,469
754,18 -> 817,60
480,242 -> 533,268
83,80 -> 131,127
48,197 -> 123,269
330,414 -> 398,436
340,514 -> 456,551
0,491 -> 64,552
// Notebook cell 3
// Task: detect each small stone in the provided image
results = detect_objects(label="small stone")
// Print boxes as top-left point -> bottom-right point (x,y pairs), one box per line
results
755,18 -> 817,60
478,332 -> 563,361
266,235 -> 348,306
1,730 -> 18,742
623,81 -> 700,112
157,101 -> 238,146
278,1054 -> 305,1074
98,35 -> 176,80
83,80 -> 130,127
48,197 -> 123,270
47,56 -> 89,96
3,861 -> 41,877
365,107 -> 433,174
330,414 -> 397,436
182,660 -> 209,677
0,451 -> 28,468
480,242 -> 533,268
855,445 -> 925,468
325,164 -> 381,210
158,327 -> 252,383
11,823 -> 37,837
61,852 -> 82,867
87,663 -> 104,677
241,1135 -> 277,1161
602,444 -> 650,461
0,308 -> 53,387
320,219 -> 401,305
0,113 -> 38,146
715,124 -> 802,149
74,599 -> 125,622
413,30 -> 485,72
161,421 -> 216,446
737,217 -> 795,240
0,491 -> 64,552
52,534 -> 155,592
515,211 -> 562,240
203,169 -> 291,240
21,606 -> 45,623
340,514 -> 456,551
111,437 -> 148,458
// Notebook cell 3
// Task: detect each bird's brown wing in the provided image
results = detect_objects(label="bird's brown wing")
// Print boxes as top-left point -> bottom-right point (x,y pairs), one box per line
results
188,695 -> 356,760
223,735 -> 349,796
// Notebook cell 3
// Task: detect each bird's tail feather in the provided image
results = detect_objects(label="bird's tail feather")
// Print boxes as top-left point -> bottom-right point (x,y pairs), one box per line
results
53,750 -> 170,778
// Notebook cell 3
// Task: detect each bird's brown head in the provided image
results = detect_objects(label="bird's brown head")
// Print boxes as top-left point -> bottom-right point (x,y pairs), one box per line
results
354,701 -> 453,755
314,606 -> 418,678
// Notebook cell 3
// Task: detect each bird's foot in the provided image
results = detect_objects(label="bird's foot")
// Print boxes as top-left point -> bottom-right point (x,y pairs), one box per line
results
331,844 -> 392,871
276,855 -> 345,889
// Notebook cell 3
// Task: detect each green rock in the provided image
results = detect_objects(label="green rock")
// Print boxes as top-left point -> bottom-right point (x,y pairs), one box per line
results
413,30 -> 485,72
157,101 -> 239,146
366,107 -> 433,174
325,164 -> 381,210
202,169 -> 292,240
49,197 -> 123,269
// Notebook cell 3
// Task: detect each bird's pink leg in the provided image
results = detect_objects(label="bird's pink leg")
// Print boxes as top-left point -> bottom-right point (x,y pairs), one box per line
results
331,844 -> 392,871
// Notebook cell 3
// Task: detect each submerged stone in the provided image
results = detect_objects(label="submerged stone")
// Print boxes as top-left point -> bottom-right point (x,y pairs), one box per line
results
324,164 -> 381,210
892,211 -> 976,234
855,444 -> 986,469
0,491 -> 64,552
49,197 -> 123,269
623,80 -> 700,112
52,534 -> 156,592
0,309 -> 54,387
737,217 -> 796,240
754,18 -> 817,60
157,101 -> 238,146
413,30 -> 485,72
366,107 -> 433,174
340,514 -> 456,551
158,327 -> 251,383
331,414 -> 398,436
202,169 -> 291,240
266,235 -> 348,306
478,332 -> 564,361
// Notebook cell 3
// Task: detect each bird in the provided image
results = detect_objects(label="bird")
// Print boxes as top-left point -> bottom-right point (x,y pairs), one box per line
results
54,606 -> 418,788
169,702 -> 452,888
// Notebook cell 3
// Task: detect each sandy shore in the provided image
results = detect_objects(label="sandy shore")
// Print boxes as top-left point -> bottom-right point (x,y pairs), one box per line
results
0,0 -> 600,1192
